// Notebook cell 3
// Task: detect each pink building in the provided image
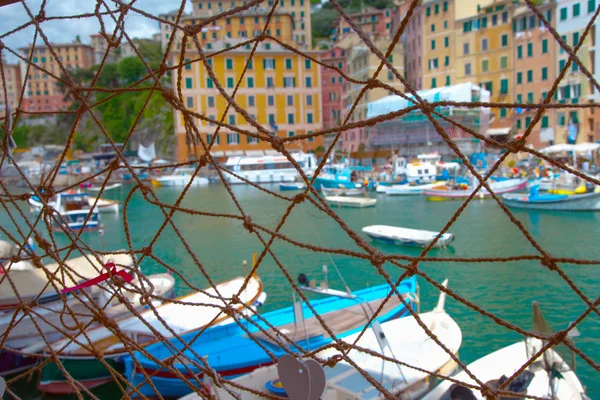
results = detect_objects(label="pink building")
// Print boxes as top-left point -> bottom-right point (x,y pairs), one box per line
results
400,1 -> 424,90
333,7 -> 394,41
321,47 -> 346,130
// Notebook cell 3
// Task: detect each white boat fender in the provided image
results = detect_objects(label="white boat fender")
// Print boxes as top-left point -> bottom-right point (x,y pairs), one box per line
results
253,292 -> 267,308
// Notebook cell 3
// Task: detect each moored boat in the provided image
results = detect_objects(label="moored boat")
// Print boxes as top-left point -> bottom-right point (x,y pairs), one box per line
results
153,173 -> 209,187
325,196 -> 377,208
124,276 -> 418,398
45,193 -> 100,232
363,225 -> 454,248
384,182 -> 440,196
87,196 -> 121,213
224,152 -> 316,184
322,186 -> 366,196
86,183 -> 123,192
424,178 -> 527,201
279,182 -> 306,191
502,189 -> 600,211
422,302 -> 589,400
38,275 -> 264,395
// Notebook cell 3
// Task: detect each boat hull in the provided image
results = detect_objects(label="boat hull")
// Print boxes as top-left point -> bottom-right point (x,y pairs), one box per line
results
424,179 -> 527,201
155,175 -> 209,187
279,183 -> 306,191
0,347 -> 38,376
502,191 -> 600,211
363,225 -> 454,248
38,357 -> 122,394
326,196 -> 377,208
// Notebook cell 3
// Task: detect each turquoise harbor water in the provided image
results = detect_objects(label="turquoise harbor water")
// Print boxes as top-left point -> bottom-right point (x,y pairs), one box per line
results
3,183 -> 600,399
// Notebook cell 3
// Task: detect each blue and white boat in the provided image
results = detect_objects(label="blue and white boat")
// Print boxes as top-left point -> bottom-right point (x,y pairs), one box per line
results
313,164 -> 365,190
279,182 -> 306,191
502,184 -> 600,211
46,193 -> 100,232
123,276 -> 418,398
363,225 -> 455,248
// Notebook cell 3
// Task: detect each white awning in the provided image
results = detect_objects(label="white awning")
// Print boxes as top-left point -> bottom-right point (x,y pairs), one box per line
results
574,142 -> 600,152
244,150 -> 265,156
487,128 -> 511,136
209,151 -> 225,157
227,150 -> 244,156
539,143 -> 600,154
264,150 -> 280,155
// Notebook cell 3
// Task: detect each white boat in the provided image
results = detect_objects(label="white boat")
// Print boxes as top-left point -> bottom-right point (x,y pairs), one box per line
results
224,152 -> 317,184
204,280 -> 462,400
363,225 -> 455,248
43,275 -> 264,363
423,301 -> 589,400
385,182 -> 440,195
87,196 -> 120,213
1,273 -> 175,350
153,173 -> 209,187
279,182 -> 306,191
85,183 -> 123,192
46,193 -> 100,232
325,195 -> 377,208
322,186 -> 366,196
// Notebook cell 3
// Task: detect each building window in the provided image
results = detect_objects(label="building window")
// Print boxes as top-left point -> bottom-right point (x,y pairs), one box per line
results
185,77 -> 193,89
527,43 -> 533,57
226,58 -> 233,70
268,113 -> 275,124
444,56 -> 449,66
443,1 -> 448,11
516,119 -> 522,129
267,77 -> 275,88
560,35 -> 567,53
500,108 -> 507,117
589,0 -> 596,13
207,78 -> 213,88
287,113 -> 294,124
465,63 -> 471,75
247,135 -> 259,144
264,58 -> 275,70
431,40 -> 435,50
207,133 -> 220,144
527,70 -> 533,82
431,24 -> 435,32
560,7 -> 567,20
247,77 -> 254,88
444,37 -> 449,47
500,56 -> 508,69
517,45 -> 523,59
227,133 -> 240,144
285,58 -> 292,69
283,77 -> 295,87
558,112 -> 566,125
517,72 -> 523,84
247,95 -> 255,107
527,92 -> 534,103
287,95 -> 294,106
501,34 -> 508,47
573,31 -> 580,46
229,115 -> 236,125
541,115 -> 549,128
500,79 -> 508,94
227,77 -> 234,88
307,113 -> 313,123
542,67 -> 548,80
573,3 -> 580,17
482,38 -> 488,51
426,6 -> 431,16
288,131 -> 294,137
268,95 -> 274,106
305,59 -> 311,69
559,59 -> 566,72
482,17 -> 488,28
208,96 -> 215,107
184,58 -> 191,70
186,96 -> 193,108
542,39 -> 548,54
482,59 -> 489,72
435,3 -> 439,13
307,95 -> 313,106
445,75 -> 450,86
517,94 -> 523,103
431,77 -> 437,88
525,116 -> 532,127
305,77 -> 312,88
463,43 -> 469,55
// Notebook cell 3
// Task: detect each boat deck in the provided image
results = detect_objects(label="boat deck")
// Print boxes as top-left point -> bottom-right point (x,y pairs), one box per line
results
253,295 -> 404,345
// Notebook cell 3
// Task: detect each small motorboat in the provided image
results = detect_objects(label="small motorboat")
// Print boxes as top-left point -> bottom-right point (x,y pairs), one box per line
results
153,173 -> 209,187
384,182 -> 440,196
85,183 -> 123,192
325,195 -> 377,208
322,186 -> 366,196
87,196 -> 120,213
363,225 -> 455,248
38,275 -> 265,395
424,178 -> 527,201
195,280 -> 461,400
279,182 -> 306,191
43,193 -> 100,232
423,302 -> 589,400
123,277 -> 418,398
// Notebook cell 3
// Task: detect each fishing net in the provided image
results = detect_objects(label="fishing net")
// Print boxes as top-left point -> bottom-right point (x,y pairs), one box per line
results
0,0 -> 598,399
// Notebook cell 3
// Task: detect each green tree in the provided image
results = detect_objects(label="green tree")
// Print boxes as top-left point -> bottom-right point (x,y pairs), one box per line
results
134,39 -> 164,71
118,56 -> 146,85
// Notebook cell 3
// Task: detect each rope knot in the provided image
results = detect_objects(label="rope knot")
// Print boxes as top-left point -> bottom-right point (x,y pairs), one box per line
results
162,88 -> 184,109
34,10 -> 46,23
198,155 -> 208,169
183,24 -> 202,37
507,137 -> 526,153
140,184 -> 151,196
108,158 -> 120,171
541,257 -> 558,271
230,294 -> 240,304
141,246 -> 152,257
243,215 -> 253,233
370,252 -> 386,267
554,330 -> 569,344
35,235 -> 52,253
479,384 -> 495,399
324,354 -> 343,368
293,192 -> 306,204
270,136 -> 284,153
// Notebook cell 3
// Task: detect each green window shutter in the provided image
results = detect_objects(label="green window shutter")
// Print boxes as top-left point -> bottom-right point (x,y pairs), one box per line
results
500,56 -> 507,69
541,116 -> 549,128
542,67 -> 548,80
559,59 -> 566,71
185,77 -> 192,89
527,70 -> 533,82
500,79 -> 508,94
482,60 -> 489,72
542,39 -> 548,53
445,37 -> 449,47
589,0 -> 596,13
207,78 -> 213,88
527,43 -> 533,57
285,58 -> 292,69
516,119 -> 522,128
560,7 -> 567,20
517,72 -> 522,84
501,34 -> 508,47
525,117 -> 532,127
573,32 -> 580,46
573,61 -> 579,72
517,45 -> 522,59
305,59 -> 311,69
443,1 -> 448,11
431,78 -> 436,88
431,40 -> 435,50
527,92 -> 534,103
226,59 -> 233,69
227,77 -> 234,88
500,108 -> 507,117
517,94 -> 522,103
248,77 -> 254,88
184,58 -> 191,70
573,3 -> 580,16
427,6 -> 431,16
446,76 -> 450,86
444,56 -> 449,66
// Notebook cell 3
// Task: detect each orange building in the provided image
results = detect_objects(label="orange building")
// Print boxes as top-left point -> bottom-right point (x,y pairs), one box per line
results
0,61 -> 22,111
19,42 -> 94,113
513,1 -> 557,147
333,7 -> 394,42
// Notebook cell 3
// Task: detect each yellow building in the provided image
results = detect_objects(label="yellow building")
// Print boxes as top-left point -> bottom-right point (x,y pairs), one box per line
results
188,0 -> 311,48
455,0 -> 515,131
422,0 -> 479,89
172,13 -> 322,161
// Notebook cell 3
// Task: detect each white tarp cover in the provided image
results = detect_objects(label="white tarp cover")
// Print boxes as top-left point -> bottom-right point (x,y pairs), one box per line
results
540,143 -> 600,153
367,82 -> 487,119
137,142 -> 156,162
